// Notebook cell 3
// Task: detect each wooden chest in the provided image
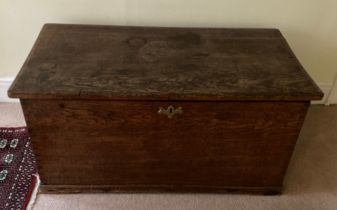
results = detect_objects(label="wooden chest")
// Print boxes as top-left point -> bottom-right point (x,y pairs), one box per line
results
8,24 -> 323,194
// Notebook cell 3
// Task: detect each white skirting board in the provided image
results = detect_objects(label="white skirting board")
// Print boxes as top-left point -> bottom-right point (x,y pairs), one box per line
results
325,74 -> 337,105
0,77 -> 336,104
311,83 -> 335,105
0,78 -> 19,102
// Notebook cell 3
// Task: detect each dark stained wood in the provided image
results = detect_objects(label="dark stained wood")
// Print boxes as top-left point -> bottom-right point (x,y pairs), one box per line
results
10,24 -> 320,194
9,24 -> 323,101
21,100 -> 309,193
38,185 -> 282,195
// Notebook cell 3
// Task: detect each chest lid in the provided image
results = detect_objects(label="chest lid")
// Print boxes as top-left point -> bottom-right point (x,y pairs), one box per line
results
8,24 -> 323,101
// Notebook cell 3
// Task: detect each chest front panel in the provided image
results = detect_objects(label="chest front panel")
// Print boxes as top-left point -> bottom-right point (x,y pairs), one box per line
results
21,99 -> 308,192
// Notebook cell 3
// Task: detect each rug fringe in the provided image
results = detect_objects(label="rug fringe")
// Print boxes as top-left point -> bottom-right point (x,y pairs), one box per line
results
26,174 -> 40,210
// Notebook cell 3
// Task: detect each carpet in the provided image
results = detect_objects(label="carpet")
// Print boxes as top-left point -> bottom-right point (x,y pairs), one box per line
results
0,127 -> 38,210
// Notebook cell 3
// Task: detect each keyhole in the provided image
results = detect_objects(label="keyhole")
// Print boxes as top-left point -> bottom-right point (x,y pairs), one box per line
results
169,108 -> 173,113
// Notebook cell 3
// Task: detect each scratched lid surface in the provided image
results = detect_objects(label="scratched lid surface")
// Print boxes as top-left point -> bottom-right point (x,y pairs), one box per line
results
8,24 -> 323,101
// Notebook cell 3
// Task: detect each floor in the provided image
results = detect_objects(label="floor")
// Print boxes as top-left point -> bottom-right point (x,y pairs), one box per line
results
1,103 -> 337,210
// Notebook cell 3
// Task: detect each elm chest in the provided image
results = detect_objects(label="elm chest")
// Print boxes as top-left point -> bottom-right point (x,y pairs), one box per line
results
8,24 -> 323,194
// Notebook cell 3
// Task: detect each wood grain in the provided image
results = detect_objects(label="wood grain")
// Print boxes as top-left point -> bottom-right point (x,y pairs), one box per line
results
11,24 -> 318,194
9,24 -> 323,101
38,185 -> 282,195
21,100 -> 309,193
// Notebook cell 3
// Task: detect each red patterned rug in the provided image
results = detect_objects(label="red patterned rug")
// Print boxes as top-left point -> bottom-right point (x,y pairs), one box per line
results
0,127 -> 38,210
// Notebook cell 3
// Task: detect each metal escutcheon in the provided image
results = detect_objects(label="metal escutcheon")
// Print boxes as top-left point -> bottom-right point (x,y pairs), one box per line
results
158,105 -> 183,119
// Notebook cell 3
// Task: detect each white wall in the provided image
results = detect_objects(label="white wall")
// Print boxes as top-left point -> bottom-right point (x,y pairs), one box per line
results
1,0 -> 337,85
